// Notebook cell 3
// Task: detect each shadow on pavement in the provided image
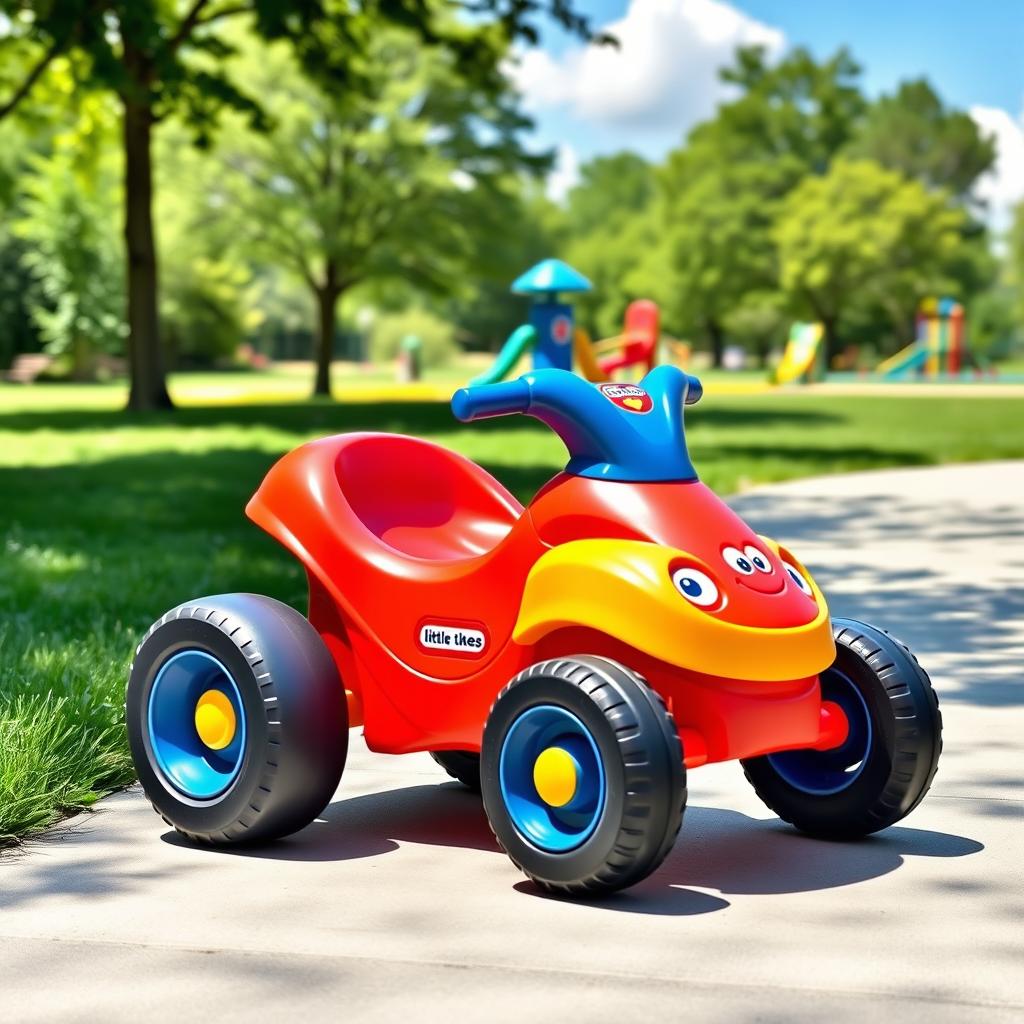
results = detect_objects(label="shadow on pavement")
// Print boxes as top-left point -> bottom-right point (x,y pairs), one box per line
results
162,784 -> 983,917
731,488 -> 1024,708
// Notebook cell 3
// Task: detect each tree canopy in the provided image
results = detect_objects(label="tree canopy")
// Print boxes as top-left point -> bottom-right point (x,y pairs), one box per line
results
0,0 -> 602,407
205,21 -> 546,394
561,152 -> 655,337
776,158 -> 966,359
845,79 -> 996,197
0,18 -> 1016,384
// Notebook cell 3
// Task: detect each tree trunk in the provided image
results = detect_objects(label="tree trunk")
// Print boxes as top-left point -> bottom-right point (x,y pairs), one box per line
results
821,314 -> 841,372
123,98 -> 172,410
707,319 -> 725,369
314,278 -> 341,398
756,336 -> 771,370
71,334 -> 93,382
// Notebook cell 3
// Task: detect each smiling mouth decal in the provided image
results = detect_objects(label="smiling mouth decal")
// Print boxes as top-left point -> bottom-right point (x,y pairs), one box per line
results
735,573 -> 785,595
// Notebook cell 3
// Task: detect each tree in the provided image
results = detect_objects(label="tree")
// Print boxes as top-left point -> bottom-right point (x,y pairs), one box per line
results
711,45 -> 866,172
629,144 -> 792,366
723,292 -> 787,369
445,185 -> 566,351
16,146 -> 126,379
563,153 -> 655,337
0,0 -> 603,409
207,25 -> 546,396
846,79 -> 996,198
621,46 -> 868,367
566,152 -> 654,236
1011,201 -> 1024,329
0,232 -> 42,370
0,119 -> 42,370
970,287 -> 1017,359
154,122 -> 254,368
15,94 -> 125,379
775,158 -> 967,361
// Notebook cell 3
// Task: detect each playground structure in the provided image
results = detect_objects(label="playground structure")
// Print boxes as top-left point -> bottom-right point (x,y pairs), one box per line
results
771,300 -> 986,385
578,299 -> 661,380
772,322 -> 824,385
878,298 -> 968,379
472,259 -> 665,386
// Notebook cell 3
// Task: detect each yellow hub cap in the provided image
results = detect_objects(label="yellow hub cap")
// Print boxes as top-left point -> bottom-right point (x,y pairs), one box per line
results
532,746 -> 579,808
194,689 -> 237,751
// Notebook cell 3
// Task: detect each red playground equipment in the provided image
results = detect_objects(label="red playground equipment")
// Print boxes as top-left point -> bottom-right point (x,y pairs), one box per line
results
591,299 -> 661,378
127,366 -> 942,896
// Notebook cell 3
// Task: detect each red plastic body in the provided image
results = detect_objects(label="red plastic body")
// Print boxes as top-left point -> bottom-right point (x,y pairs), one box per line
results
246,433 -> 842,768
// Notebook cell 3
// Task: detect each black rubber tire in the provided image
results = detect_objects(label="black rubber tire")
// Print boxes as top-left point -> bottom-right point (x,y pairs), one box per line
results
481,656 -> 686,897
742,617 -> 942,838
127,593 -> 348,844
430,750 -> 481,791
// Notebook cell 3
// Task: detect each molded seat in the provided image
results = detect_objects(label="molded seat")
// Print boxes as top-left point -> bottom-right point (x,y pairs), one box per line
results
335,434 -> 522,561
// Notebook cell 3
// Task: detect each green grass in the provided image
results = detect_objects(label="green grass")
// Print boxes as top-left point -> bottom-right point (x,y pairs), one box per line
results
1,373 -> 1023,845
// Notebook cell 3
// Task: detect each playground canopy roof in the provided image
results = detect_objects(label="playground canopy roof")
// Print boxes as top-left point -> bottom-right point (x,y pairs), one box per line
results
512,259 -> 592,296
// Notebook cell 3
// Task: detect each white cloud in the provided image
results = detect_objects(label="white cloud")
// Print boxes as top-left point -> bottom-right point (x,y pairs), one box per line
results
970,104 -> 1024,233
546,142 -> 581,202
510,0 -> 785,133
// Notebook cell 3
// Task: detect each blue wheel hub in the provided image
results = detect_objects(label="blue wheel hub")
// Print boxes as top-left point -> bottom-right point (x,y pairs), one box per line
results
499,705 -> 606,852
147,649 -> 247,800
767,669 -> 873,796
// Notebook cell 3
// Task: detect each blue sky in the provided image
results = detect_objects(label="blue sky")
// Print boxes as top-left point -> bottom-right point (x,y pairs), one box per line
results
514,0 -> 1023,223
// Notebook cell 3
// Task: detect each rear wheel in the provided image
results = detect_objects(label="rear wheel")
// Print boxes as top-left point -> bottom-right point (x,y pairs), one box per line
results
430,750 -> 481,791
127,593 -> 348,844
481,656 -> 686,897
742,618 -> 941,838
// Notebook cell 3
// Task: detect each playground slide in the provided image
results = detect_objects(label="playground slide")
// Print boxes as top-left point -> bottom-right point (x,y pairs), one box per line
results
572,327 -> 610,383
471,324 -> 538,385
773,323 -> 823,385
878,343 -> 928,379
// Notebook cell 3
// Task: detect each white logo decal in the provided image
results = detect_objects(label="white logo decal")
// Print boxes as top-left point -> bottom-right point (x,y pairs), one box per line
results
419,624 -> 487,653
600,384 -> 645,398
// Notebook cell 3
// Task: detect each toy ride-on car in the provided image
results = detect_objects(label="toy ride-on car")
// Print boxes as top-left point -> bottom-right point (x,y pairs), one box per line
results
127,366 -> 942,896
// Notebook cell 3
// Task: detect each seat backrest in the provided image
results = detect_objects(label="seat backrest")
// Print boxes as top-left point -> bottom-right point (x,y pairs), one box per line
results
335,434 -> 522,560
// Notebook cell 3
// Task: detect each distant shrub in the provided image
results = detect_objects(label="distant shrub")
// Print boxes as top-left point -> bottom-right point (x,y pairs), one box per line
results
161,257 -> 251,368
369,308 -> 457,368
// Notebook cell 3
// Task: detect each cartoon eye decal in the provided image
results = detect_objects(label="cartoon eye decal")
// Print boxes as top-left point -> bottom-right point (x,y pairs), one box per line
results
671,567 -> 721,608
782,561 -> 814,597
744,545 -> 772,574
722,546 -> 755,576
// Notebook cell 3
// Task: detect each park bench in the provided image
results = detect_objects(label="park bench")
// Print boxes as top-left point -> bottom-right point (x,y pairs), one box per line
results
5,354 -> 53,383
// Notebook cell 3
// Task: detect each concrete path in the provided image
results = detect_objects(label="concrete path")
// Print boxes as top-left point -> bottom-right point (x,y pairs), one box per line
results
2,462 -> 1022,1023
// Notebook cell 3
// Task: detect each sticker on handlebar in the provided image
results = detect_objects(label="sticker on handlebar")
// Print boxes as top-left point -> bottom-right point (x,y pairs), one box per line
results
598,383 -> 653,413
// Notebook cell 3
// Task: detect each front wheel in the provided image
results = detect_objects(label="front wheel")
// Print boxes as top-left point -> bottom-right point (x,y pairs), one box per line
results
127,593 -> 348,844
481,656 -> 686,897
742,618 -> 942,838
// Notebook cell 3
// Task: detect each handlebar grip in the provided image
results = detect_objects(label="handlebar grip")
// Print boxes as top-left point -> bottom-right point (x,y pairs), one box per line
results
451,379 -> 532,422
684,374 -> 702,405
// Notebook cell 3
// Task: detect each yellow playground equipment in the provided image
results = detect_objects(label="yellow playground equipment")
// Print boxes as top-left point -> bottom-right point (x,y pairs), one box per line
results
773,322 -> 824,385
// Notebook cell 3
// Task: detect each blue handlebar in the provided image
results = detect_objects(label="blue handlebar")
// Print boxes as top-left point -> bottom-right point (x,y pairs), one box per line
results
451,379 -> 531,422
450,366 -> 703,483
